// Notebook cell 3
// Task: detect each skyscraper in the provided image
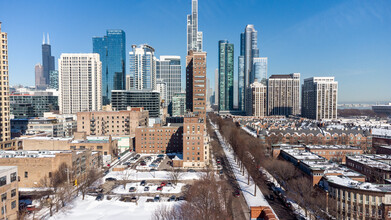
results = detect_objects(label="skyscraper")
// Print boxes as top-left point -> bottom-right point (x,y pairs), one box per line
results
129,44 -> 156,90
214,68 -> 218,106
156,56 -> 181,113
156,79 -> 167,106
267,73 -> 300,116
126,75 -> 134,90
187,0 -> 203,53
0,22 -> 10,141
42,33 -> 55,87
250,82 -> 267,117
240,25 -> 259,115
218,40 -> 234,111
93,30 -> 126,105
186,51 -> 207,120
172,92 -> 186,117
253,57 -> 267,84
49,70 -> 59,90
302,77 -> 338,120
35,63 -> 45,88
58,53 -> 102,114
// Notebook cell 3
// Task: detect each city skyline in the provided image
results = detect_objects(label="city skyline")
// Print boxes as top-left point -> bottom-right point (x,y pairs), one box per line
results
1,0 -> 391,102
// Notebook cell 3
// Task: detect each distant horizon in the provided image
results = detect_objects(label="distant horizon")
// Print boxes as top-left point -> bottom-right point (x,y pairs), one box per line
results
1,0 -> 390,103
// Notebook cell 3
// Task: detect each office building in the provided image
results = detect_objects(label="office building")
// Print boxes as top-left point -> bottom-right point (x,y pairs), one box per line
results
156,56 -> 181,113
267,73 -> 300,116
77,109 -> 148,136
0,166 -> 18,220
93,30 -> 126,105
49,70 -> 58,90
156,79 -> 167,106
0,23 -> 10,142
10,91 -> 58,118
214,68 -> 218,106
253,57 -> 267,84
172,92 -> 186,117
129,44 -> 156,90
250,82 -> 267,117
111,90 -> 160,118
206,78 -> 212,108
240,25 -> 259,115
302,77 -> 338,120
42,33 -> 55,86
58,53 -> 102,114
126,75 -> 134,90
187,0 -> 203,53
186,51 -> 207,121
35,63 -> 45,88
218,40 -> 234,111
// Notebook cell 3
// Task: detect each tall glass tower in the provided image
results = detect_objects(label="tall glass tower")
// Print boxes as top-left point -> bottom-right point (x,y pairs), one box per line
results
129,44 -> 156,90
253,57 -> 267,85
42,33 -> 55,87
218,40 -> 234,111
187,0 -> 203,53
93,30 -> 126,105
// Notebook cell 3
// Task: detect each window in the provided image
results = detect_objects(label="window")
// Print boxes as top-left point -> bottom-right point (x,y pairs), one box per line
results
10,172 -> 16,182
25,171 -> 28,178
11,189 -> 16,197
11,200 -> 16,209
0,176 -> 6,186
104,151 -> 107,155
97,146 -> 103,150
1,206 -> 5,214
1,193 -> 6,201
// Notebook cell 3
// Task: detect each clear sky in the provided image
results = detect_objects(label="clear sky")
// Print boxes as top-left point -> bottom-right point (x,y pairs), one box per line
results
1,0 -> 390,103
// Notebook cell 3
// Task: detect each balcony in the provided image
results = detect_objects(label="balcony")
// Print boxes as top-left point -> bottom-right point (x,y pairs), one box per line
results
90,118 -> 95,122
90,127 -> 96,131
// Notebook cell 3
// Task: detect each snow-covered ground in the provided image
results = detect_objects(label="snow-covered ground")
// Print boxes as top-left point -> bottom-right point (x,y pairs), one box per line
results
48,195 -> 179,220
112,182 -> 185,194
105,169 -> 202,181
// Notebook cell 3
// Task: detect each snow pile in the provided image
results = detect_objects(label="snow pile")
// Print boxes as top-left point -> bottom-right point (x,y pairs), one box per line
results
112,183 -> 185,194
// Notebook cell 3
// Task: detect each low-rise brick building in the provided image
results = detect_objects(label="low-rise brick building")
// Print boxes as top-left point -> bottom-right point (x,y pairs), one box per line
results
0,166 -> 18,220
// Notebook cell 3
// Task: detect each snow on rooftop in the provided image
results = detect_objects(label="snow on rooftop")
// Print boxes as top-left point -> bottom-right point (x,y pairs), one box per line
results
347,155 -> 391,171
325,175 -> 391,192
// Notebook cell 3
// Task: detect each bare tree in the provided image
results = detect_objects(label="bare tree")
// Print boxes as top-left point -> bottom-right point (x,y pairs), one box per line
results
169,168 -> 183,186
78,168 -> 100,200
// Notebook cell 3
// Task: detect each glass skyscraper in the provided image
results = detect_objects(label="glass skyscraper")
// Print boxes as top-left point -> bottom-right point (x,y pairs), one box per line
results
42,33 -> 55,87
93,30 -> 126,105
253,57 -> 267,85
156,56 -> 181,114
129,44 -> 156,90
187,0 -> 203,53
218,40 -> 234,111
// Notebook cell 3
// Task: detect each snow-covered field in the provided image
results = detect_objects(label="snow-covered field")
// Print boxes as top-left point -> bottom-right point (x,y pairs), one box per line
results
112,182 -> 185,194
48,195 -> 179,220
105,169 -> 202,181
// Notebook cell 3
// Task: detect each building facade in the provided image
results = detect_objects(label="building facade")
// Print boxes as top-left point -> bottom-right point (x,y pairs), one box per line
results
10,91 -> 58,118
156,56 -> 181,113
186,51 -> 207,121
302,77 -> 338,120
172,92 -> 186,117
156,79 -> 167,106
76,109 -> 148,136
42,33 -> 55,86
35,63 -> 45,88
0,23 -> 10,142
250,82 -> 267,117
187,0 -> 202,52
182,117 -> 209,168
125,75 -> 134,90
93,30 -> 126,105
130,44 -> 156,90
58,53 -> 102,114
267,73 -> 300,116
111,90 -> 160,118
0,166 -> 18,220
218,40 -> 234,111
49,70 -> 58,90
253,57 -> 267,84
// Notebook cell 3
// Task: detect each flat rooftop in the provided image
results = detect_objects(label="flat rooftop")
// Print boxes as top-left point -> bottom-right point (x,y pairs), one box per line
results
0,150 -> 74,158
0,166 -> 18,173
326,175 -> 391,192
347,155 -> 391,171
305,145 -> 362,150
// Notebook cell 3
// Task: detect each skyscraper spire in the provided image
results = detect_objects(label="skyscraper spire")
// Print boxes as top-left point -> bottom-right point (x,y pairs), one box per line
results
47,33 -> 50,45
43,33 -> 45,45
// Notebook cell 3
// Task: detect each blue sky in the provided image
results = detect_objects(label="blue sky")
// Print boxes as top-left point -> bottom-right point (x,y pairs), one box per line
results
1,0 -> 390,103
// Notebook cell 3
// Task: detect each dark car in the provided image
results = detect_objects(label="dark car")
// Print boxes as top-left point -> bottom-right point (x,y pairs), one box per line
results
140,180 -> 146,186
144,186 -> 150,191
157,186 -> 163,191
140,161 -> 146,166
154,195 -> 160,202
233,190 -> 240,197
130,196 -> 137,202
157,154 -> 165,158
169,195 -> 176,202
188,169 -> 196,173
129,187 -> 136,192
219,170 -> 224,175
177,196 -> 186,201
105,177 -> 116,181
96,193 -> 104,201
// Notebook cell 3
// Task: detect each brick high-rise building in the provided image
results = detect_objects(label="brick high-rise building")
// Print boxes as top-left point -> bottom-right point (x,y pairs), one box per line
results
182,116 -> 209,168
186,51 -> 207,121
0,23 -> 10,142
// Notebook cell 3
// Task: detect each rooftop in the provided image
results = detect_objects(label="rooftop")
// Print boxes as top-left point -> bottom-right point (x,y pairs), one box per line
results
0,150 -> 74,158
347,155 -> 391,171
325,175 -> 391,192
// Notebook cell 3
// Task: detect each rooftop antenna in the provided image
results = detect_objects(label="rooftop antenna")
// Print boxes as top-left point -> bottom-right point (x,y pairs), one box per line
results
47,33 -> 50,45
42,33 -> 45,45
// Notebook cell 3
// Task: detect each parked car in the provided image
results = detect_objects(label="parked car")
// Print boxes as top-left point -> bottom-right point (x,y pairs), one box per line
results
233,190 -> 240,197
140,180 -> 146,186
157,186 -> 163,191
157,154 -> 165,158
140,161 -> 146,166
219,170 -> 224,175
267,194 -> 275,201
188,169 -> 196,173
160,182 -> 166,186
177,196 -> 186,201
154,195 -> 160,202
144,186 -> 150,191
167,182 -> 172,187
96,193 -> 104,201
130,196 -> 137,202
150,168 -> 157,171
169,195 -> 176,202
129,187 -> 136,192
105,177 -> 116,181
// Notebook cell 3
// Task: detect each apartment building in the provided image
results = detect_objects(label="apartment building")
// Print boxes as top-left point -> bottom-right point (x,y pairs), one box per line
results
77,108 -> 148,136
0,150 -> 101,188
346,155 -> 391,183
250,82 -> 267,117
182,117 -> 209,168
0,166 -> 18,220
0,22 -> 10,142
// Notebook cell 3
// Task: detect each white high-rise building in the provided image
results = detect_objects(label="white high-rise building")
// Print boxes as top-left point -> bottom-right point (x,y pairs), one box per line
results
125,74 -> 134,90
156,56 -> 181,112
187,0 -> 203,53
302,77 -> 338,120
156,79 -> 167,106
129,44 -> 156,90
58,53 -> 102,114
250,82 -> 267,117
